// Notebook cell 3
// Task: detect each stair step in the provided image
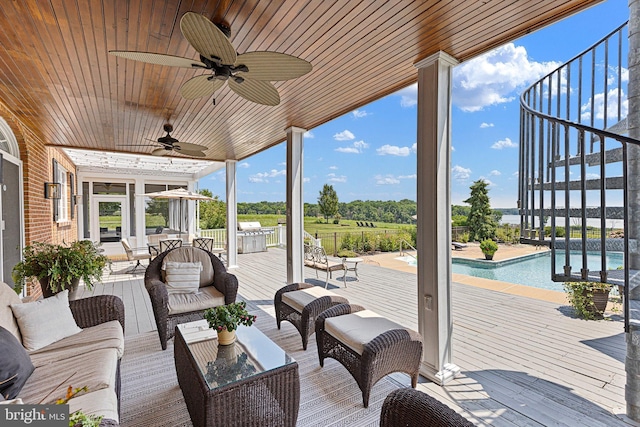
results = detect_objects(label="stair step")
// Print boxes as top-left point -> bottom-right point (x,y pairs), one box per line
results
534,176 -> 623,191
524,206 -> 624,220
549,147 -> 623,168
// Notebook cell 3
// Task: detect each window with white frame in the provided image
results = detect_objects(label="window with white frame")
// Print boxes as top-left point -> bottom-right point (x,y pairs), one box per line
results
53,160 -> 68,222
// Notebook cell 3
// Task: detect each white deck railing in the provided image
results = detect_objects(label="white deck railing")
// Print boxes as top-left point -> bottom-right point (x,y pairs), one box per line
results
199,226 -> 285,247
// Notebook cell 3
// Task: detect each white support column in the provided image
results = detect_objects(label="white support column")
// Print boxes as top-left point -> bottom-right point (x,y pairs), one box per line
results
226,160 -> 238,269
286,126 -> 306,284
415,51 -> 460,385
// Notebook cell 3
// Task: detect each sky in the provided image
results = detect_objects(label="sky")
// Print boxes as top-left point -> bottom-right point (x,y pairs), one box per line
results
199,0 -> 629,208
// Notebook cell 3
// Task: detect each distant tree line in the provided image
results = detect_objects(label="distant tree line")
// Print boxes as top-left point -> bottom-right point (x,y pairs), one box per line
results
231,199 -> 509,225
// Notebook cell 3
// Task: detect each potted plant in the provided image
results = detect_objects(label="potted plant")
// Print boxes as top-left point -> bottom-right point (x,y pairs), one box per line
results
479,239 -> 498,260
204,301 -> 257,345
563,281 -> 612,320
12,240 -> 108,299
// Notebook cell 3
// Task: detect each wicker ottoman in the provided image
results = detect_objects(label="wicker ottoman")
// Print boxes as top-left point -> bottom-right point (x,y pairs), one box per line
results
315,303 -> 423,407
275,283 -> 349,350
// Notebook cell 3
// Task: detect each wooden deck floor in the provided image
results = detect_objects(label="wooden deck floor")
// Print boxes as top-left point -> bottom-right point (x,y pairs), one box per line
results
81,248 -> 631,426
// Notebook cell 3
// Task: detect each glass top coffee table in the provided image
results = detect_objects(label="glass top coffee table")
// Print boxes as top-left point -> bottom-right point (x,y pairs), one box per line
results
174,320 -> 300,427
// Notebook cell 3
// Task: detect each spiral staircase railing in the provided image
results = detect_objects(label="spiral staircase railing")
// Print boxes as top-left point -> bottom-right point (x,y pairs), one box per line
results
518,21 -> 640,332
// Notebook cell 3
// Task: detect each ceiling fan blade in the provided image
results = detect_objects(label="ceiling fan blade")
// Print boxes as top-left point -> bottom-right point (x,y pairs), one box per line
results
174,141 -> 208,152
180,12 -> 237,65
228,78 -> 280,106
152,148 -> 168,156
180,75 -> 225,99
109,51 -> 206,68
174,148 -> 207,158
235,52 -> 312,81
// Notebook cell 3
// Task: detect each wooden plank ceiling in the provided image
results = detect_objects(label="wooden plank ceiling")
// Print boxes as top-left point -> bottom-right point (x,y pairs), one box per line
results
0,0 -> 603,162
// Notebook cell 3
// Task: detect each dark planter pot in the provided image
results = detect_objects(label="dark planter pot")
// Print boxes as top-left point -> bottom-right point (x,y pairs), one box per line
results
583,287 -> 610,317
39,277 -> 80,300
484,253 -> 494,260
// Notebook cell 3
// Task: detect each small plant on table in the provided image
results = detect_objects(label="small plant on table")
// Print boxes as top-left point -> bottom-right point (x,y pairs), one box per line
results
204,301 -> 257,333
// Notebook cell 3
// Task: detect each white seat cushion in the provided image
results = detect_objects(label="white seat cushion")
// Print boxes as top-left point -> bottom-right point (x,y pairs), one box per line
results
282,287 -> 339,313
325,309 -> 408,355
168,286 -> 225,315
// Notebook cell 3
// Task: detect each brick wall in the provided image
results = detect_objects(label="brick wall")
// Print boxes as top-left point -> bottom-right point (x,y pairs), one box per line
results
0,103 -> 79,298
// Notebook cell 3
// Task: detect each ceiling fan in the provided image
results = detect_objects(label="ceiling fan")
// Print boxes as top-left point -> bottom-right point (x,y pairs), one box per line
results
119,124 -> 207,157
109,12 -> 312,106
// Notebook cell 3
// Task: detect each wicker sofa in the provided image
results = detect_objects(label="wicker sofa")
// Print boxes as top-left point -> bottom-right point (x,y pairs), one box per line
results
144,247 -> 238,350
0,282 -> 125,426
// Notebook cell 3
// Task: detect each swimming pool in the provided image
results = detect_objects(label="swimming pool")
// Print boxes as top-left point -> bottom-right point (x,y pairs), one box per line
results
401,251 -> 624,292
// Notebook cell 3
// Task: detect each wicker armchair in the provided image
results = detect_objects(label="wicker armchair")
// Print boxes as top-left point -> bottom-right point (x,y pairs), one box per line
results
380,388 -> 475,427
315,303 -> 423,407
144,247 -> 238,350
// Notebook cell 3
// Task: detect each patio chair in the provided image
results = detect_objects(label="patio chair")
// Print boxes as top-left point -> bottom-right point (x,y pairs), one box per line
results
192,237 -> 214,251
144,246 -> 238,350
451,242 -> 467,251
147,233 -> 168,259
159,238 -> 183,252
121,238 -> 151,273
380,388 -> 474,427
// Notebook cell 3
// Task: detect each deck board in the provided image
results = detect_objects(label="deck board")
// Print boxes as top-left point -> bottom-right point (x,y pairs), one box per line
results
77,247 -> 628,426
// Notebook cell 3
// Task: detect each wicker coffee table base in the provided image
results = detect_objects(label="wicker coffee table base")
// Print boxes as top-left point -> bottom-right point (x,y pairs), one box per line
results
174,328 -> 300,427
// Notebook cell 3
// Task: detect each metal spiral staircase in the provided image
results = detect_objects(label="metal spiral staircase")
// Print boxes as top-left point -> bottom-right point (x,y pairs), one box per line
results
518,21 -> 640,332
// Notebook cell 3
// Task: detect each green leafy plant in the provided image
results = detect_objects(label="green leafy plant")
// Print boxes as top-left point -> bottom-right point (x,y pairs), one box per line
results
479,239 -> 498,256
55,385 -> 103,427
204,301 -> 257,332
337,249 -> 358,258
12,240 -> 108,294
563,281 -> 613,320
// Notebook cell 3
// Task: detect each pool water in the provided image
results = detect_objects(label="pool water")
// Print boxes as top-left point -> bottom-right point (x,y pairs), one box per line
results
401,252 -> 624,292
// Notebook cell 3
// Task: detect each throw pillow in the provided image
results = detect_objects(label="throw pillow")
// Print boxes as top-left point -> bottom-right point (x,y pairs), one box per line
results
10,290 -> 82,351
0,326 -> 35,399
163,261 -> 202,294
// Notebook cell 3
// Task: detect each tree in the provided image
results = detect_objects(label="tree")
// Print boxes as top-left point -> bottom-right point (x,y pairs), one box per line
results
464,180 -> 496,241
198,189 -> 226,229
318,184 -> 339,223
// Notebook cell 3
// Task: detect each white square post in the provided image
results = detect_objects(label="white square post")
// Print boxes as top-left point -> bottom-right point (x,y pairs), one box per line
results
415,51 -> 460,385
226,160 -> 238,269
286,126 -> 306,283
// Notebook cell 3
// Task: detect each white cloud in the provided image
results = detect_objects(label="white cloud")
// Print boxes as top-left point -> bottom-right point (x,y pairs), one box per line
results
304,131 -> 315,139
398,174 -> 417,179
489,170 -> 501,176
248,169 -> 285,183
453,43 -> 561,112
327,173 -> 347,183
491,137 -> 517,150
303,177 -> 311,183
335,147 -> 360,154
581,88 -> 628,122
353,140 -> 369,149
352,109 -> 369,118
452,165 -> 471,181
585,172 -> 600,180
238,162 -> 250,168
377,144 -> 411,156
334,130 -> 355,141
451,145 -> 455,151
480,122 -> 494,128
396,84 -> 417,107
375,174 -> 401,185
336,140 -> 369,154
329,165 -> 338,170
411,143 -> 417,153
479,177 -> 496,186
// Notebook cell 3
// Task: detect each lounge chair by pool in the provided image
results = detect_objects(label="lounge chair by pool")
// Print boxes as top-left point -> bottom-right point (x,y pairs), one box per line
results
452,242 -> 467,250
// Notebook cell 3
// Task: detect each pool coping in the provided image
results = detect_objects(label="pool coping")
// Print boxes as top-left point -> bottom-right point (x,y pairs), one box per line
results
452,250 -> 549,268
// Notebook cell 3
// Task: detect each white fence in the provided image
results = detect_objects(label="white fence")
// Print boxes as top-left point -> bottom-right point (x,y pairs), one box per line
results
199,226 -> 285,247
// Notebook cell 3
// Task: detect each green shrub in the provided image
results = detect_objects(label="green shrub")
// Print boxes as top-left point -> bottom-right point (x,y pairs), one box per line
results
458,232 -> 470,243
563,281 -> 612,320
479,239 -> 498,256
544,226 -> 566,238
337,249 -> 358,258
